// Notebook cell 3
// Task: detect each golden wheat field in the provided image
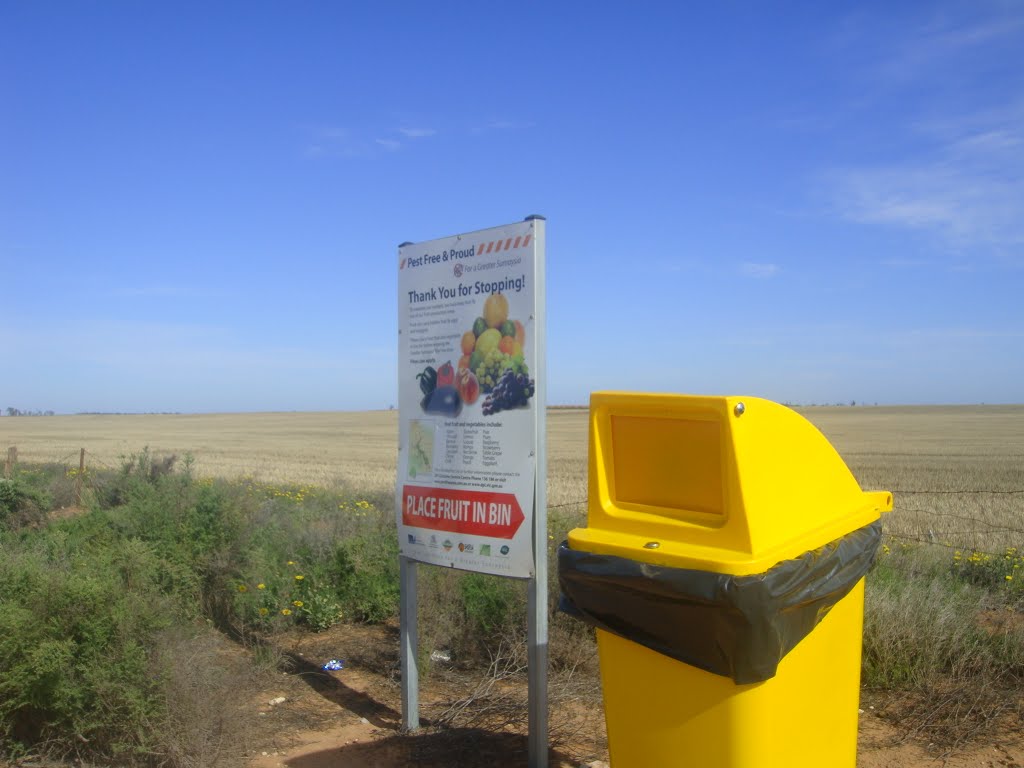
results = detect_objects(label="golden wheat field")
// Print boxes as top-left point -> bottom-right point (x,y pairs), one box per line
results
3,405 -> 1022,551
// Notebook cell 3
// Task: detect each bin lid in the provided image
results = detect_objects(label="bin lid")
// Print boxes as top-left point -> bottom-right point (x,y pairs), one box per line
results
568,392 -> 892,576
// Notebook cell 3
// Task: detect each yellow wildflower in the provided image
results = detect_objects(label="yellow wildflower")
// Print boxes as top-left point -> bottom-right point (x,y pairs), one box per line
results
293,600 -> 304,608
281,608 -> 292,616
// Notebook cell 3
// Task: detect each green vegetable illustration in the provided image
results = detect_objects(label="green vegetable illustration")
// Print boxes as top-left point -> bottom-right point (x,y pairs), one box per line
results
416,366 -> 437,397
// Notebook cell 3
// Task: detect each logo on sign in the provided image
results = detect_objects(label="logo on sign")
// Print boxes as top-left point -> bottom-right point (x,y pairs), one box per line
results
500,545 -> 510,556
443,539 -> 453,552
429,535 -> 438,548
458,542 -> 474,554
480,544 -> 491,556
454,263 -> 463,277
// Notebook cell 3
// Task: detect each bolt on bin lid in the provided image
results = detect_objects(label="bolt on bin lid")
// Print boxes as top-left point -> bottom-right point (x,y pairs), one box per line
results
568,392 -> 892,576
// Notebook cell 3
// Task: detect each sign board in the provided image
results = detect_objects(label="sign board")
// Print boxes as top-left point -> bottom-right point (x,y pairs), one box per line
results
396,219 -> 542,578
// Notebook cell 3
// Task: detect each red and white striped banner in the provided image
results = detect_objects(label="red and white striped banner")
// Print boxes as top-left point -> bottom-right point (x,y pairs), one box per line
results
476,233 -> 532,255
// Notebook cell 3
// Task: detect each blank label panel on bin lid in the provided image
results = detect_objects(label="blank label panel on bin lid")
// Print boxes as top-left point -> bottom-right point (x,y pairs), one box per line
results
610,413 -> 725,518
574,392 -> 893,576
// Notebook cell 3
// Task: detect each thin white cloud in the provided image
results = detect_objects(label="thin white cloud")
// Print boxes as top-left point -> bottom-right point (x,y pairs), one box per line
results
302,125 -> 367,158
828,111 -> 1024,254
847,5 -> 1024,87
826,29 -> 1024,258
0,321 -> 355,373
105,284 -> 212,299
897,16 -> 1022,71
821,5 -> 1024,265
738,262 -> 780,278
879,258 -> 932,269
302,123 -> 438,158
470,119 -> 535,134
884,326 -> 1024,347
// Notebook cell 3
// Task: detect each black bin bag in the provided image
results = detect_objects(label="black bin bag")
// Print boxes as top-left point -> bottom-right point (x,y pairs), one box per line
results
558,520 -> 881,685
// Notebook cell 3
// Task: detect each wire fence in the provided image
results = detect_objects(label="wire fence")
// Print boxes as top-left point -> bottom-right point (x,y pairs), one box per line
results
3,446 -> 172,509
6,446 -> 1023,553
546,490 -> 1024,558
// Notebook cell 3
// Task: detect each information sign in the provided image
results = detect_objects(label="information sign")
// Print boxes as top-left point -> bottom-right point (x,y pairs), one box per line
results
396,219 -> 541,578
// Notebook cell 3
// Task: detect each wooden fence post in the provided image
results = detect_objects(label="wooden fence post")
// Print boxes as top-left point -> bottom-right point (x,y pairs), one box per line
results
75,448 -> 86,506
4,446 -> 15,478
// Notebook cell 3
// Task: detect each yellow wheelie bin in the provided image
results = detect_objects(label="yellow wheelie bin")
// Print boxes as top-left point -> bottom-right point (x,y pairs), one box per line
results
558,393 -> 892,767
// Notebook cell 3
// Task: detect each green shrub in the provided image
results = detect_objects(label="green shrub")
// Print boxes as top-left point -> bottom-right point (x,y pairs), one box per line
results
332,531 -> 400,623
460,572 -> 519,637
0,538 -> 173,758
95,447 -> 178,508
0,454 -> 298,764
0,477 -> 50,530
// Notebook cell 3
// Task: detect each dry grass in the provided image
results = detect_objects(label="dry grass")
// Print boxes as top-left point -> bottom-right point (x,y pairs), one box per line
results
5,405 -> 1020,548
2,411 -> 401,495
806,405 -> 1024,553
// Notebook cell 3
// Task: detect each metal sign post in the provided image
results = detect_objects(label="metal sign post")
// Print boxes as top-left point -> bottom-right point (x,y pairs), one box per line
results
396,216 -> 547,767
399,554 -> 419,731
526,216 -> 548,768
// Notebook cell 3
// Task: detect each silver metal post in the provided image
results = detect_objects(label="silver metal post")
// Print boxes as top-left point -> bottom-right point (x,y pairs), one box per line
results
526,215 -> 548,768
399,555 -> 419,731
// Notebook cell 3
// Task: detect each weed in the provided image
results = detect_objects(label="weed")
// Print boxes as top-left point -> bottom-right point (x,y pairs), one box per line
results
864,543 -> 1024,689
952,546 -> 1024,596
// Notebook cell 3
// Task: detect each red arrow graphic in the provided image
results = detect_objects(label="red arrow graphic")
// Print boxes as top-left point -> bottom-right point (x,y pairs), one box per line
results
402,485 -> 525,539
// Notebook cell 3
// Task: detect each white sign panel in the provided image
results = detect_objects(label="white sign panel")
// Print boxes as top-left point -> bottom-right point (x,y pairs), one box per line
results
397,220 -> 541,578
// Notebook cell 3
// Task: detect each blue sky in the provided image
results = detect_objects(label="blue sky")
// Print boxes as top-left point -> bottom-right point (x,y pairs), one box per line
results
2,1 -> 1022,412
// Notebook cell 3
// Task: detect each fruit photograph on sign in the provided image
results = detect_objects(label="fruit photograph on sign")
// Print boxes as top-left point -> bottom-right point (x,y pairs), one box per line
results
415,291 -> 536,418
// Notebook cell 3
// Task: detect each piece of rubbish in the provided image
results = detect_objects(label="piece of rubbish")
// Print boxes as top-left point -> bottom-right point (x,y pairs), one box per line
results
429,649 -> 452,663
322,659 -> 345,671
269,697 -> 286,706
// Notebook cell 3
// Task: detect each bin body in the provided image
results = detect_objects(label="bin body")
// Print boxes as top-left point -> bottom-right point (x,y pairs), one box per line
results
597,579 -> 865,767
563,393 -> 891,768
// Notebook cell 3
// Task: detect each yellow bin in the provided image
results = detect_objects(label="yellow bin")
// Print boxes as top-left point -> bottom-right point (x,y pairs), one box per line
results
566,393 -> 892,767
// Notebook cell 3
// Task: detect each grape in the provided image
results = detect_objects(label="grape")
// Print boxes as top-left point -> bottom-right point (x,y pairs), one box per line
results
481,368 -> 536,415
474,349 -> 530,394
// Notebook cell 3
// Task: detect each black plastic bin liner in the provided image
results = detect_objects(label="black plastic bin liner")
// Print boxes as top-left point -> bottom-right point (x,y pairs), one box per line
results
558,520 -> 881,684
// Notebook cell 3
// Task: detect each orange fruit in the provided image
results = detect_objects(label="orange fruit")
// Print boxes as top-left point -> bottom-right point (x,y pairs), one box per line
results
498,336 -> 516,356
461,331 -> 476,355
458,354 -> 471,372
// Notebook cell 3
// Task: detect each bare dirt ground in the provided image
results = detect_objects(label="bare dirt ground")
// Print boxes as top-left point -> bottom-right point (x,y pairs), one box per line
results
243,623 -> 1024,768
